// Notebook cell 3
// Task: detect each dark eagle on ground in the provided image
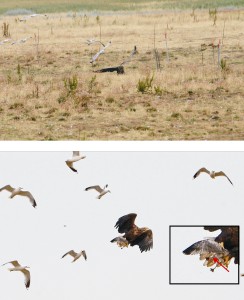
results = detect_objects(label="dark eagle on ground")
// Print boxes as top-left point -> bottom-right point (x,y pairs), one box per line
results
94,46 -> 137,75
111,213 -> 153,253
183,226 -> 239,271
94,65 -> 125,74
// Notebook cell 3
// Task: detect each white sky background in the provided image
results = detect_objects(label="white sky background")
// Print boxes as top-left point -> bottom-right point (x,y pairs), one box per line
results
0,151 -> 243,300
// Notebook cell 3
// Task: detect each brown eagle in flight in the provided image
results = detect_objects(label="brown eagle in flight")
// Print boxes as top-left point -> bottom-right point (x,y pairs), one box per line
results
111,213 -> 153,253
183,226 -> 239,271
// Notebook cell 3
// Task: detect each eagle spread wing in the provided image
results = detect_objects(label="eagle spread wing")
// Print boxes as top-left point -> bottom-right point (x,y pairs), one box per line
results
130,228 -> 153,252
114,213 -> 137,234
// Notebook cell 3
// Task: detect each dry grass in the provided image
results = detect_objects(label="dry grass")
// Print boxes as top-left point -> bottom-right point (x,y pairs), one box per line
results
0,9 -> 243,140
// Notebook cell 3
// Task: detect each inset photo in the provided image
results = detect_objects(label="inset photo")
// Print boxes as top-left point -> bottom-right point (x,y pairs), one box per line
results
170,226 -> 239,284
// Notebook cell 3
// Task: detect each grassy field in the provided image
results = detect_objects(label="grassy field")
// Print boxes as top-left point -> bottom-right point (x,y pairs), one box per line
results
0,0 -> 244,14
0,8 -> 243,140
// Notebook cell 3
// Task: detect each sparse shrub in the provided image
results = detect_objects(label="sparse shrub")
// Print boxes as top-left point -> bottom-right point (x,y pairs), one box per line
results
105,97 -> 115,104
7,73 -> 11,84
171,112 -> 183,119
147,107 -> 157,113
154,85 -> 163,96
57,96 -> 67,104
96,16 -> 100,24
137,75 -> 154,94
2,22 -> 10,37
209,8 -> 217,25
61,112 -> 70,117
9,102 -> 24,109
88,75 -> 100,94
64,75 -> 78,95
83,14 -> 89,26
17,64 -> 22,81
32,85 -> 39,98
220,58 -> 227,71
74,94 -> 90,109
135,126 -> 150,131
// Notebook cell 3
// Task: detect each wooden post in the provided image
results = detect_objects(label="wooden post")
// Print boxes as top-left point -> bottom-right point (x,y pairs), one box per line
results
165,32 -> 169,62
218,39 -> 221,67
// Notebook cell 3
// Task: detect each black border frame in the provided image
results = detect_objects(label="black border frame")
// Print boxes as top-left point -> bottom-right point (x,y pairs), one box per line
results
169,225 -> 240,285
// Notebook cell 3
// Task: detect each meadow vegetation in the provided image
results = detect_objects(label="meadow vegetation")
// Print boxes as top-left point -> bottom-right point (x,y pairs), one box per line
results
0,7 -> 243,140
0,0 -> 244,14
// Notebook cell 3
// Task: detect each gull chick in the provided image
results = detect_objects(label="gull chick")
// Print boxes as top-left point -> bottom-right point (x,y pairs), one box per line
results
85,184 -> 111,199
0,185 -> 37,208
193,167 -> 233,185
65,151 -> 86,173
61,250 -> 87,262
2,260 -> 30,289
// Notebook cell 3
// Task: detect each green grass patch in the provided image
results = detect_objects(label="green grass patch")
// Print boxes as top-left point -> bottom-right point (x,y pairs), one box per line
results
1,0 -> 243,14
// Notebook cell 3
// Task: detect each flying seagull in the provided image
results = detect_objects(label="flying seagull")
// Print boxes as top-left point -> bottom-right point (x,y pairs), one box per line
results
2,260 -> 30,289
61,250 -> 87,262
90,41 -> 111,63
85,184 -> 111,199
65,151 -> 86,173
111,213 -> 153,253
0,185 -> 37,208
193,167 -> 233,185
86,39 -> 105,47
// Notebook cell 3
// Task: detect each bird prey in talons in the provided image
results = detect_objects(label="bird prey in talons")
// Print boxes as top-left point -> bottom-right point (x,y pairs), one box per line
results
65,151 -> 86,173
84,184 -> 111,199
193,167 -> 233,185
111,213 -> 153,253
110,236 -> 129,249
0,185 -> 37,208
183,239 -> 231,272
61,250 -> 87,262
183,226 -> 239,272
2,260 -> 30,289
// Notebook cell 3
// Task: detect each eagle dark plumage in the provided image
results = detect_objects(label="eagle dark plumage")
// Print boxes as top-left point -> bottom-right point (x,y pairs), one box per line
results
203,226 -> 239,264
111,213 -> 153,253
94,66 -> 124,74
